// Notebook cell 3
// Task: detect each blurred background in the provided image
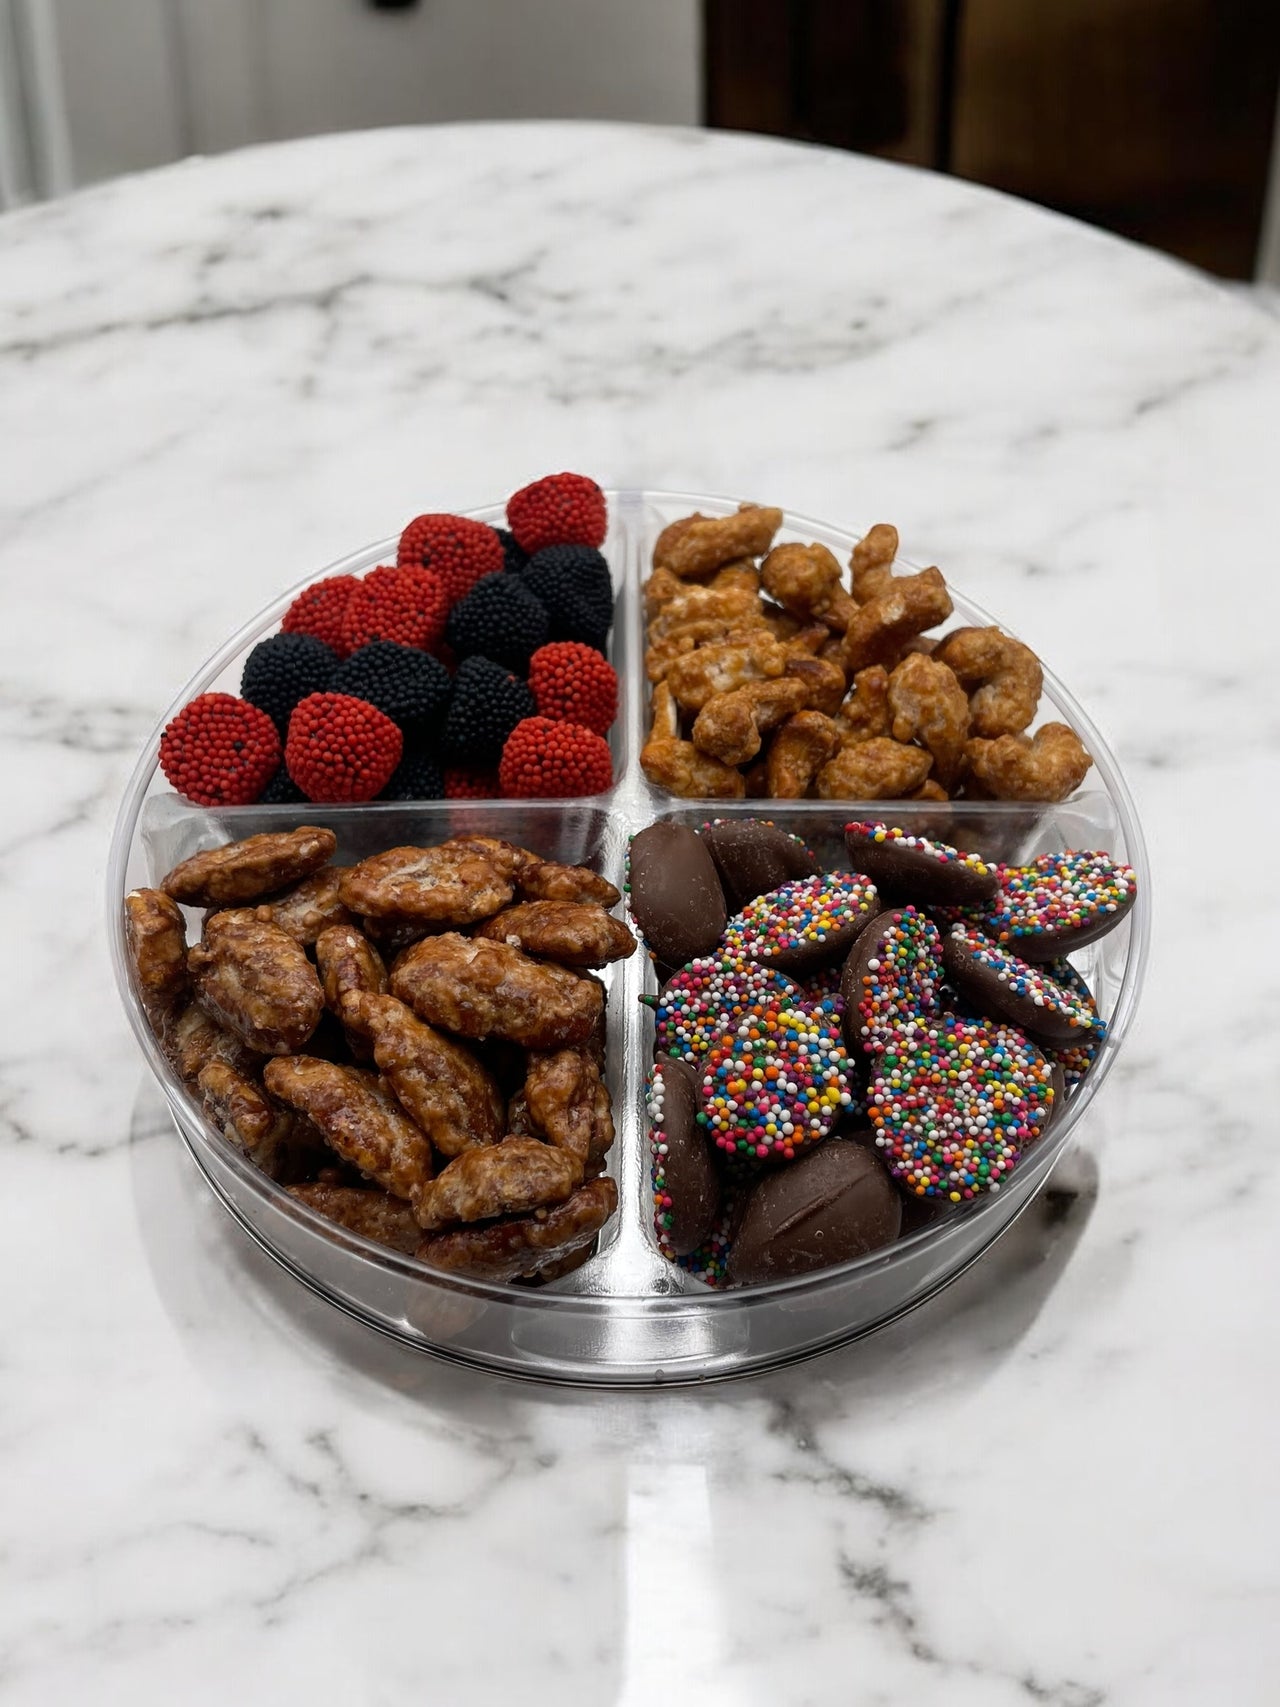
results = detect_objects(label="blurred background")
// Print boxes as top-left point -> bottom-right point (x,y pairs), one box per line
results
2,0 -> 1278,283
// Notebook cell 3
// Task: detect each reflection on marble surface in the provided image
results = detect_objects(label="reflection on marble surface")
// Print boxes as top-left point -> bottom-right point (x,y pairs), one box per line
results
1,122 -> 1278,1703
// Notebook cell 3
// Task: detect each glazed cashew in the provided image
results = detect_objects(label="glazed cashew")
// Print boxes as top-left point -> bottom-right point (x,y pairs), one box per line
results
765,712 -> 843,798
782,652 -> 848,717
654,504 -> 784,580
886,652 -> 971,792
665,634 -> 789,714
761,542 -> 858,632
964,722 -> 1092,802
691,678 -> 809,766
933,626 -> 1043,738
849,523 -> 900,601
815,738 -> 933,800
640,736 -> 748,798
835,666 -> 892,742
841,566 -> 953,674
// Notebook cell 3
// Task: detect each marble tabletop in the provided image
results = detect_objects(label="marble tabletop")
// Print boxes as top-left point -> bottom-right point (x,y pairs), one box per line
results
2,121 -> 1278,1706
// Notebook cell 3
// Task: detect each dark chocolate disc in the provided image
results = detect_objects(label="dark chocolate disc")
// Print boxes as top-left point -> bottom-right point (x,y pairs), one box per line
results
627,822 -> 727,967
972,850 -> 1138,962
1041,963 -> 1106,1088
726,1140 -> 902,1285
844,820 -> 999,906
839,905 -> 943,1056
649,1056 -> 720,1258
700,819 -> 819,912
721,870 -> 878,974
940,923 -> 1102,1048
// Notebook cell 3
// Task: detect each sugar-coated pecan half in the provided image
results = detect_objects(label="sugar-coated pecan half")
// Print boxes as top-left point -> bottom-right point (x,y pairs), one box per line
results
413,1138 -> 582,1232
162,827 -> 336,906
418,1177 -> 618,1281
188,910 -> 323,1055
390,933 -> 604,1050
264,1055 -> 435,1201
338,846 -> 512,925
475,902 -> 636,968
345,991 -> 504,1157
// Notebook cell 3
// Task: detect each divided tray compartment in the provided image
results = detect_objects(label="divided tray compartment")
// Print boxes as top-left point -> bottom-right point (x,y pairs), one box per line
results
108,491 -> 1150,1385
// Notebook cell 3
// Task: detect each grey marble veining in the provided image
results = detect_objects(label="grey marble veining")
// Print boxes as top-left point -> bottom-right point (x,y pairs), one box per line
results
1,122 -> 1278,1705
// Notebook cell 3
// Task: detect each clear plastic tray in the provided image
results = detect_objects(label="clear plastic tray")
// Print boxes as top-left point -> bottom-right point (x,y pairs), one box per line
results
107,491 -> 1150,1385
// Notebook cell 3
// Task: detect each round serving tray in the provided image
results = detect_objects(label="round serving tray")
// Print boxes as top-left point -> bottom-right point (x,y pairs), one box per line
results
108,491 -> 1150,1385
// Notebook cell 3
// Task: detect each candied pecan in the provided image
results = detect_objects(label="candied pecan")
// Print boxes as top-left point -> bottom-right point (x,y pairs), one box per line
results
188,910 -> 323,1054
516,861 -> 620,907
516,1241 -> 598,1284
640,735 -> 746,799
933,625 -> 1044,738
162,827 -> 336,907
836,666 -> 892,742
358,913 -> 430,955
390,933 -> 602,1049
665,634 -> 788,714
439,836 -> 543,882
816,738 -> 933,800
315,923 -> 387,1059
842,567 -> 952,674
162,1000 -> 260,1084
507,1089 -> 536,1136
346,991 -> 504,1156
887,652 -> 971,792
783,652 -> 847,717
265,1056 -> 435,1203
255,866 -> 352,945
124,889 -> 188,1016
849,522 -> 900,601
658,505 -> 783,581
414,1138 -> 581,1232
523,1048 -> 615,1168
765,711 -> 844,798
196,1058 -> 326,1182
964,722 -> 1092,802
475,901 -> 636,968
691,678 -> 809,767
288,1183 -> 421,1252
418,1177 -> 618,1281
761,542 -> 858,632
339,845 -> 512,924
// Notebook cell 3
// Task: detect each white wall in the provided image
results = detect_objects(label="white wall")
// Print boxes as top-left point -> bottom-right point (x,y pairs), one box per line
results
44,0 -> 701,189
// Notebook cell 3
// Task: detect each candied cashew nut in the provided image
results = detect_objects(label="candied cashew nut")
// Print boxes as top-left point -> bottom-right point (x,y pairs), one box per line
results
255,867 -> 352,945
339,846 -> 513,925
646,616 -> 762,683
911,779 -> 950,802
524,1048 -> 615,1167
648,582 -> 761,642
475,901 -> 637,968
691,678 -> 808,766
649,679 -> 681,742
124,889 -> 189,1016
933,626 -> 1044,738
413,1138 -> 581,1232
188,910 -> 323,1055
964,722 -> 1092,802
658,505 -> 784,581
761,542 -> 858,632
162,827 -> 336,906
665,635 -> 788,714
842,566 -> 953,674
850,523 -> 899,601
517,862 -> 620,907
709,560 -> 762,597
287,1184 -> 421,1253
643,565 -> 686,616
264,1055 -> 435,1200
836,666 -> 892,742
887,652 -> 971,792
765,711 -> 843,798
782,652 -> 847,717
389,933 -> 603,1050
418,1177 -> 619,1281
346,990 -> 504,1156
816,738 -> 933,800
641,736 -> 746,799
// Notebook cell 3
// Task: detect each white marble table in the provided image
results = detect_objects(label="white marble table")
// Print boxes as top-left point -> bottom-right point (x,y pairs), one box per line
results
2,122 -> 1278,1705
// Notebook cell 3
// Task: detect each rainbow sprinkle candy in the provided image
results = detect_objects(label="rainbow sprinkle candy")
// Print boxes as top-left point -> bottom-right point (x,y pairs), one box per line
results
647,956 -> 799,1061
1043,962 -> 1108,1085
853,906 -> 944,1051
698,1000 -> 853,1162
975,851 -> 1136,948
947,923 -> 1100,1036
846,820 -> 992,876
867,1013 -> 1056,1200
722,871 -> 877,965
